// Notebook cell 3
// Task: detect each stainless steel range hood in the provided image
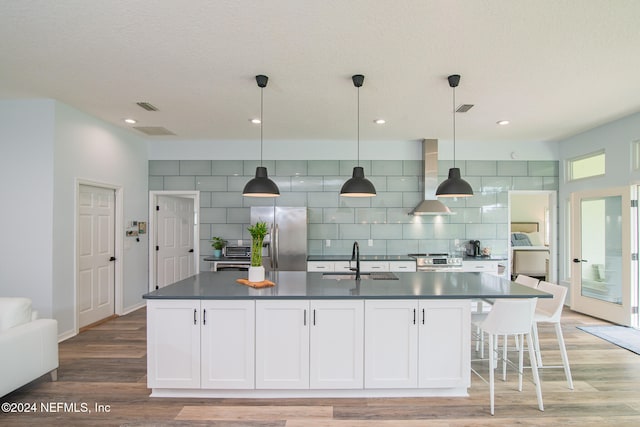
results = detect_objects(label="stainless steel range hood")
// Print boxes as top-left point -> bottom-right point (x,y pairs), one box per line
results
409,139 -> 454,215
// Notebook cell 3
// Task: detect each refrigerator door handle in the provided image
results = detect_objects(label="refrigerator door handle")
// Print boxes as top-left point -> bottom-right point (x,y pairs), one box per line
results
268,224 -> 274,269
274,224 -> 279,269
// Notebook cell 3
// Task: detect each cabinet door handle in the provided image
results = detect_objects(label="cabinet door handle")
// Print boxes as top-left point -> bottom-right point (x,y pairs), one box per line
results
313,309 -> 316,326
304,309 -> 307,326
193,309 -> 197,325
413,308 -> 416,325
422,308 -> 425,324
203,309 -> 206,325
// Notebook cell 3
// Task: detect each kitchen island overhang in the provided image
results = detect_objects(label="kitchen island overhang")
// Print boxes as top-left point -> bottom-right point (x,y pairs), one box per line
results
143,271 -> 550,398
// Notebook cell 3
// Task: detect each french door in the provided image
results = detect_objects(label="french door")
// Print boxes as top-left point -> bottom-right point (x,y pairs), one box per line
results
570,186 -> 638,326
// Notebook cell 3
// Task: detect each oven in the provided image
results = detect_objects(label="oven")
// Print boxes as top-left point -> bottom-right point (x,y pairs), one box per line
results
212,246 -> 251,272
409,253 -> 463,272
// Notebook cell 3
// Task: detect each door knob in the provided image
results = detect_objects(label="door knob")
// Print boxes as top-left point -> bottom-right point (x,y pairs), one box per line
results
572,258 -> 587,263
188,249 -> 194,253
109,256 -> 116,261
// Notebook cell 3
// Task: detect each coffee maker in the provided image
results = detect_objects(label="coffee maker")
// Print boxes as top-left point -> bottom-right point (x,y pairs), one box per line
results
466,240 -> 481,257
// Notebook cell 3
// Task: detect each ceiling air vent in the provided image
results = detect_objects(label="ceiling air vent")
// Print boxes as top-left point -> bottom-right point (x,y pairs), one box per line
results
136,102 -> 159,111
133,126 -> 175,136
456,104 -> 474,113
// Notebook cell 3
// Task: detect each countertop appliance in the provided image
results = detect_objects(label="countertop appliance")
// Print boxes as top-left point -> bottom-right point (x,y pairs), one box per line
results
205,246 -> 251,271
409,253 -> 463,272
466,240 -> 481,257
251,207 -> 307,271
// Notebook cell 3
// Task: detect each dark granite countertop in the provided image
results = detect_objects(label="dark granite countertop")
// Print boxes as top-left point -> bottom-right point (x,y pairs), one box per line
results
462,255 -> 508,262
143,271 -> 549,301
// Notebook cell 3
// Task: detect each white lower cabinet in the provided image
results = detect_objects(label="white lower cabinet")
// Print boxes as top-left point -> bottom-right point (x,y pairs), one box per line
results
201,300 -> 255,389
309,300 -> 364,389
255,299 -> 364,390
147,300 -> 201,389
148,297 -> 469,394
461,260 -> 499,275
418,300 -> 470,388
147,299 -> 254,390
255,300 -> 310,389
364,300 -> 419,388
364,299 -> 470,389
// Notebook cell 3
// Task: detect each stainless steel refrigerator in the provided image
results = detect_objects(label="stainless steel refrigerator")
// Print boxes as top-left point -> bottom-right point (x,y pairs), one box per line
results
250,207 -> 307,271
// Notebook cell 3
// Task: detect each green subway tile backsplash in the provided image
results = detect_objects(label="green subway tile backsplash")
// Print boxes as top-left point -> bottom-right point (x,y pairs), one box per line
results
150,159 -> 559,259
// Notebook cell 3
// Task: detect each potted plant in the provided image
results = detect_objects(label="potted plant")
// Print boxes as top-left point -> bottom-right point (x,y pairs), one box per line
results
247,220 -> 268,282
210,236 -> 226,258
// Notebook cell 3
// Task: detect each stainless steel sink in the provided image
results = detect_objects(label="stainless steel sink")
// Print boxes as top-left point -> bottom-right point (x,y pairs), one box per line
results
322,272 -> 398,280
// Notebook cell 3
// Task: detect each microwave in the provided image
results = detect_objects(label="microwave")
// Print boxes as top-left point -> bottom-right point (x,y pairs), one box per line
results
223,246 -> 251,258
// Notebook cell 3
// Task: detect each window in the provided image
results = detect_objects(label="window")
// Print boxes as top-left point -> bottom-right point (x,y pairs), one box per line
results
567,150 -> 605,181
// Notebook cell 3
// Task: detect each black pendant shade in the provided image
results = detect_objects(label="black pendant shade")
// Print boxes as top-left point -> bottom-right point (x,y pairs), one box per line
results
242,166 -> 280,197
436,74 -> 473,198
435,167 -> 473,198
340,74 -> 376,197
243,74 -> 280,198
340,166 -> 377,197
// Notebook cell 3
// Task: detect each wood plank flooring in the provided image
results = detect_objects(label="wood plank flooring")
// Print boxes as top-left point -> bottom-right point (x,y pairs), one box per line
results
2,307 -> 640,426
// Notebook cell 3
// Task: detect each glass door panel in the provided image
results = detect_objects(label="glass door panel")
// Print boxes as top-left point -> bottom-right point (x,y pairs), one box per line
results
579,196 -> 622,304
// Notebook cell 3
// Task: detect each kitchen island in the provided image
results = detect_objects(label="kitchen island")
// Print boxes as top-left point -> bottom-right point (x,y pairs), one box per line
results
143,271 -> 549,398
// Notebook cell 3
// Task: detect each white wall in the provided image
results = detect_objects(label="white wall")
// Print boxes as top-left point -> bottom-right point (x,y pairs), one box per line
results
0,100 -> 55,317
147,138 -> 560,160
53,102 -> 149,336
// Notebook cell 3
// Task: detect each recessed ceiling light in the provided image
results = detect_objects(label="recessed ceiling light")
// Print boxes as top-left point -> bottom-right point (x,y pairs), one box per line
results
497,120 -> 510,126
250,118 -> 261,124
374,119 -> 386,124
124,118 -> 137,124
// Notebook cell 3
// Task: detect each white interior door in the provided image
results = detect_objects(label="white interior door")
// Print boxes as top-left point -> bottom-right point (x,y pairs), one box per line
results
156,195 -> 195,288
78,185 -> 115,327
570,186 -> 638,326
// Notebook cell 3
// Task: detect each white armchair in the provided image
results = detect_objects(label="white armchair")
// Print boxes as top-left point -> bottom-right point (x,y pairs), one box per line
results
0,297 -> 59,397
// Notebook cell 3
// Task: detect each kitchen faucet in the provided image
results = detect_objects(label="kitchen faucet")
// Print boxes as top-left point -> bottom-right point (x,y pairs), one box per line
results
350,241 -> 361,280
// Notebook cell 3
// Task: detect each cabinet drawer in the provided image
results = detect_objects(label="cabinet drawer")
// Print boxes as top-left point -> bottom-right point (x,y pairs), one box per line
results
389,261 -> 417,272
334,261 -> 353,272
307,262 -> 335,272
360,261 -> 389,272
461,261 -> 498,273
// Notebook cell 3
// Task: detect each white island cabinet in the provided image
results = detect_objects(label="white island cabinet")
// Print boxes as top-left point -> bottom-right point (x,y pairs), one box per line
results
309,300 -> 364,389
147,299 -> 255,390
255,299 -> 364,390
144,270 -> 547,398
147,300 -> 201,389
201,300 -> 255,389
255,300 -> 309,389
365,299 -> 470,389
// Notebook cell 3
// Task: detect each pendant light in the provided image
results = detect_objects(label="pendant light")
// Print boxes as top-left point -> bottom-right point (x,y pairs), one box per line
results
243,74 -> 280,197
340,74 -> 376,197
436,74 -> 473,198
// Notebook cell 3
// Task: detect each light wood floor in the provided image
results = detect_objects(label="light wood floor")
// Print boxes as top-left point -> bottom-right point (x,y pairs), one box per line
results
2,306 -> 640,426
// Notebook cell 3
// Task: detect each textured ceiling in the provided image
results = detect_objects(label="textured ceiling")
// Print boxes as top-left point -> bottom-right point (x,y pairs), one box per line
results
1,0 -> 640,144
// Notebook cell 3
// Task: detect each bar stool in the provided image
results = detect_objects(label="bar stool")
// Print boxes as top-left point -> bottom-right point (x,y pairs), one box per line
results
472,298 -> 543,415
515,274 -> 540,288
531,281 -> 574,390
474,274 -> 539,360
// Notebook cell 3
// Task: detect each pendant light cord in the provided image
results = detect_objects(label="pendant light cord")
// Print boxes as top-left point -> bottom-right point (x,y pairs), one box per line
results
452,84 -> 456,168
357,85 -> 360,167
260,85 -> 264,167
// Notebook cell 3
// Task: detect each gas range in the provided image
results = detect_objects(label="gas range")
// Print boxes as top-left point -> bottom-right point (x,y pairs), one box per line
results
408,253 -> 463,271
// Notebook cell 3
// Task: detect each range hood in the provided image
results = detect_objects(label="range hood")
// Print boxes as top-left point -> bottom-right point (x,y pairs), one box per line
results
409,139 -> 454,215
